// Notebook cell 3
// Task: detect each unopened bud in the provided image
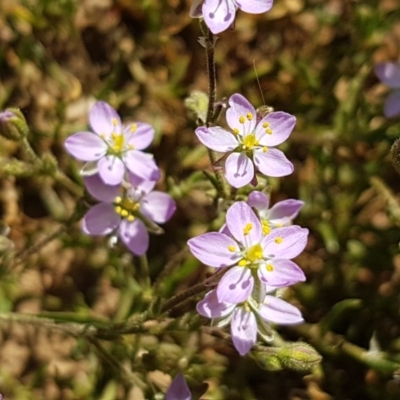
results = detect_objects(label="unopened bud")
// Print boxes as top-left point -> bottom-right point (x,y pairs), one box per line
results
252,348 -> 284,371
276,342 -> 322,371
0,108 -> 29,141
185,91 -> 209,125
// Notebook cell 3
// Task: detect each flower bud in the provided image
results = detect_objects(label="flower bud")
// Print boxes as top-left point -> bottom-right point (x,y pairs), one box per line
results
184,91 -> 209,125
0,108 -> 29,141
276,342 -> 322,372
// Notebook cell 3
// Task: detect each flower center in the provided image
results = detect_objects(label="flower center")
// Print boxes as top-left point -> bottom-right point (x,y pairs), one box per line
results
242,133 -> 259,151
238,243 -> 263,267
111,133 -> 125,152
114,196 -> 140,222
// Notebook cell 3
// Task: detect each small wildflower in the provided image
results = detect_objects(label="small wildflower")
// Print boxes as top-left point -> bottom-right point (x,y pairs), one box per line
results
65,101 -> 160,185
195,94 -> 295,188
190,0 -> 274,35
82,174 -> 175,255
188,201 -> 307,303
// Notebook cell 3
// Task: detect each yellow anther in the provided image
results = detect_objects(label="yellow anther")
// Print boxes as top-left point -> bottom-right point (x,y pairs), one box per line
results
275,237 -> 283,244
263,146 -> 268,153
115,206 -> 122,214
265,128 -> 273,135
262,122 -> 270,128
244,302 -> 251,312
233,128 -> 239,135
246,112 -> 253,121
276,222 -> 283,228
127,215 -> 135,222
112,118 -> 118,126
111,133 -> 125,152
262,220 -> 271,235
228,245 -> 236,252
238,259 -> 248,266
120,209 -> 129,218
239,115 -> 246,124
114,196 -> 122,204
130,123 -> 137,133
243,223 -> 253,235
100,133 -> 106,139
266,264 -> 274,272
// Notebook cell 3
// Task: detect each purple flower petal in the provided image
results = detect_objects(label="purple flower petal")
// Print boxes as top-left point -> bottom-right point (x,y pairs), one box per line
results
231,308 -> 257,356
202,0 -> 236,34
375,63 -> 400,89
268,199 -> 304,221
256,112 -> 296,147
226,201 -> 262,247
166,373 -> 192,400
226,94 -> 257,135
384,90 -> 400,118
247,191 -> 270,212
261,226 -> 308,259
195,126 -> 238,152
84,174 -> 120,203
124,150 -> 160,181
140,191 -> 176,224
98,155 -> 125,185
259,296 -> 303,324
125,122 -> 154,150
119,218 -> 149,255
217,266 -> 254,303
253,147 -> 294,177
89,101 -> 122,137
64,132 -> 107,161
82,203 -> 120,235
196,289 -> 235,319
225,152 -> 254,188
238,0 -> 273,13
258,259 -> 306,287
188,232 -> 241,268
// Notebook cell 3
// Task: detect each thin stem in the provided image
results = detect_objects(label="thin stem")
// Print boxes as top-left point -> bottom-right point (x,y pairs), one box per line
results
199,20 -> 231,200
139,254 -> 151,288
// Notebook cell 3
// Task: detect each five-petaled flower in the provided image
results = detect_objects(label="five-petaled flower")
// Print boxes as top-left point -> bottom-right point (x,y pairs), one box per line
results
65,101 -> 160,185
247,191 -> 304,235
190,0 -> 274,35
188,201 -> 307,304
375,61 -> 400,118
195,94 -> 295,188
197,286 -> 303,355
82,174 -> 175,255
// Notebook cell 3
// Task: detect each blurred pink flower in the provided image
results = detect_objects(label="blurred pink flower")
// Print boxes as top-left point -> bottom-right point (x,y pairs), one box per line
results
375,61 -> 400,118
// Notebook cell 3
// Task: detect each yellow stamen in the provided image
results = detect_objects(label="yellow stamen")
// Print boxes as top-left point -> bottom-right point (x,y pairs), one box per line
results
247,112 -> 253,121
228,245 -> 236,252
120,209 -> 128,218
266,264 -> 274,272
127,215 -> 135,222
239,115 -> 246,124
238,259 -> 248,267
111,133 -> 125,152
263,146 -> 268,153
233,128 -> 239,135
262,220 -> 271,235
243,223 -> 253,235
265,128 -> 272,135
130,123 -> 137,133
112,118 -> 118,126
275,237 -> 283,244
263,122 -> 269,128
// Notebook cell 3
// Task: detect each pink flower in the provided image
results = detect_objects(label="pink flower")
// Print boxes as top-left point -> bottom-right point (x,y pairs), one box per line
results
65,101 -> 160,185
82,174 -> 175,256
188,202 -> 307,304
375,62 -> 400,118
190,0 -> 274,34
247,191 -> 304,234
195,94 -> 295,188
197,287 -> 303,356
